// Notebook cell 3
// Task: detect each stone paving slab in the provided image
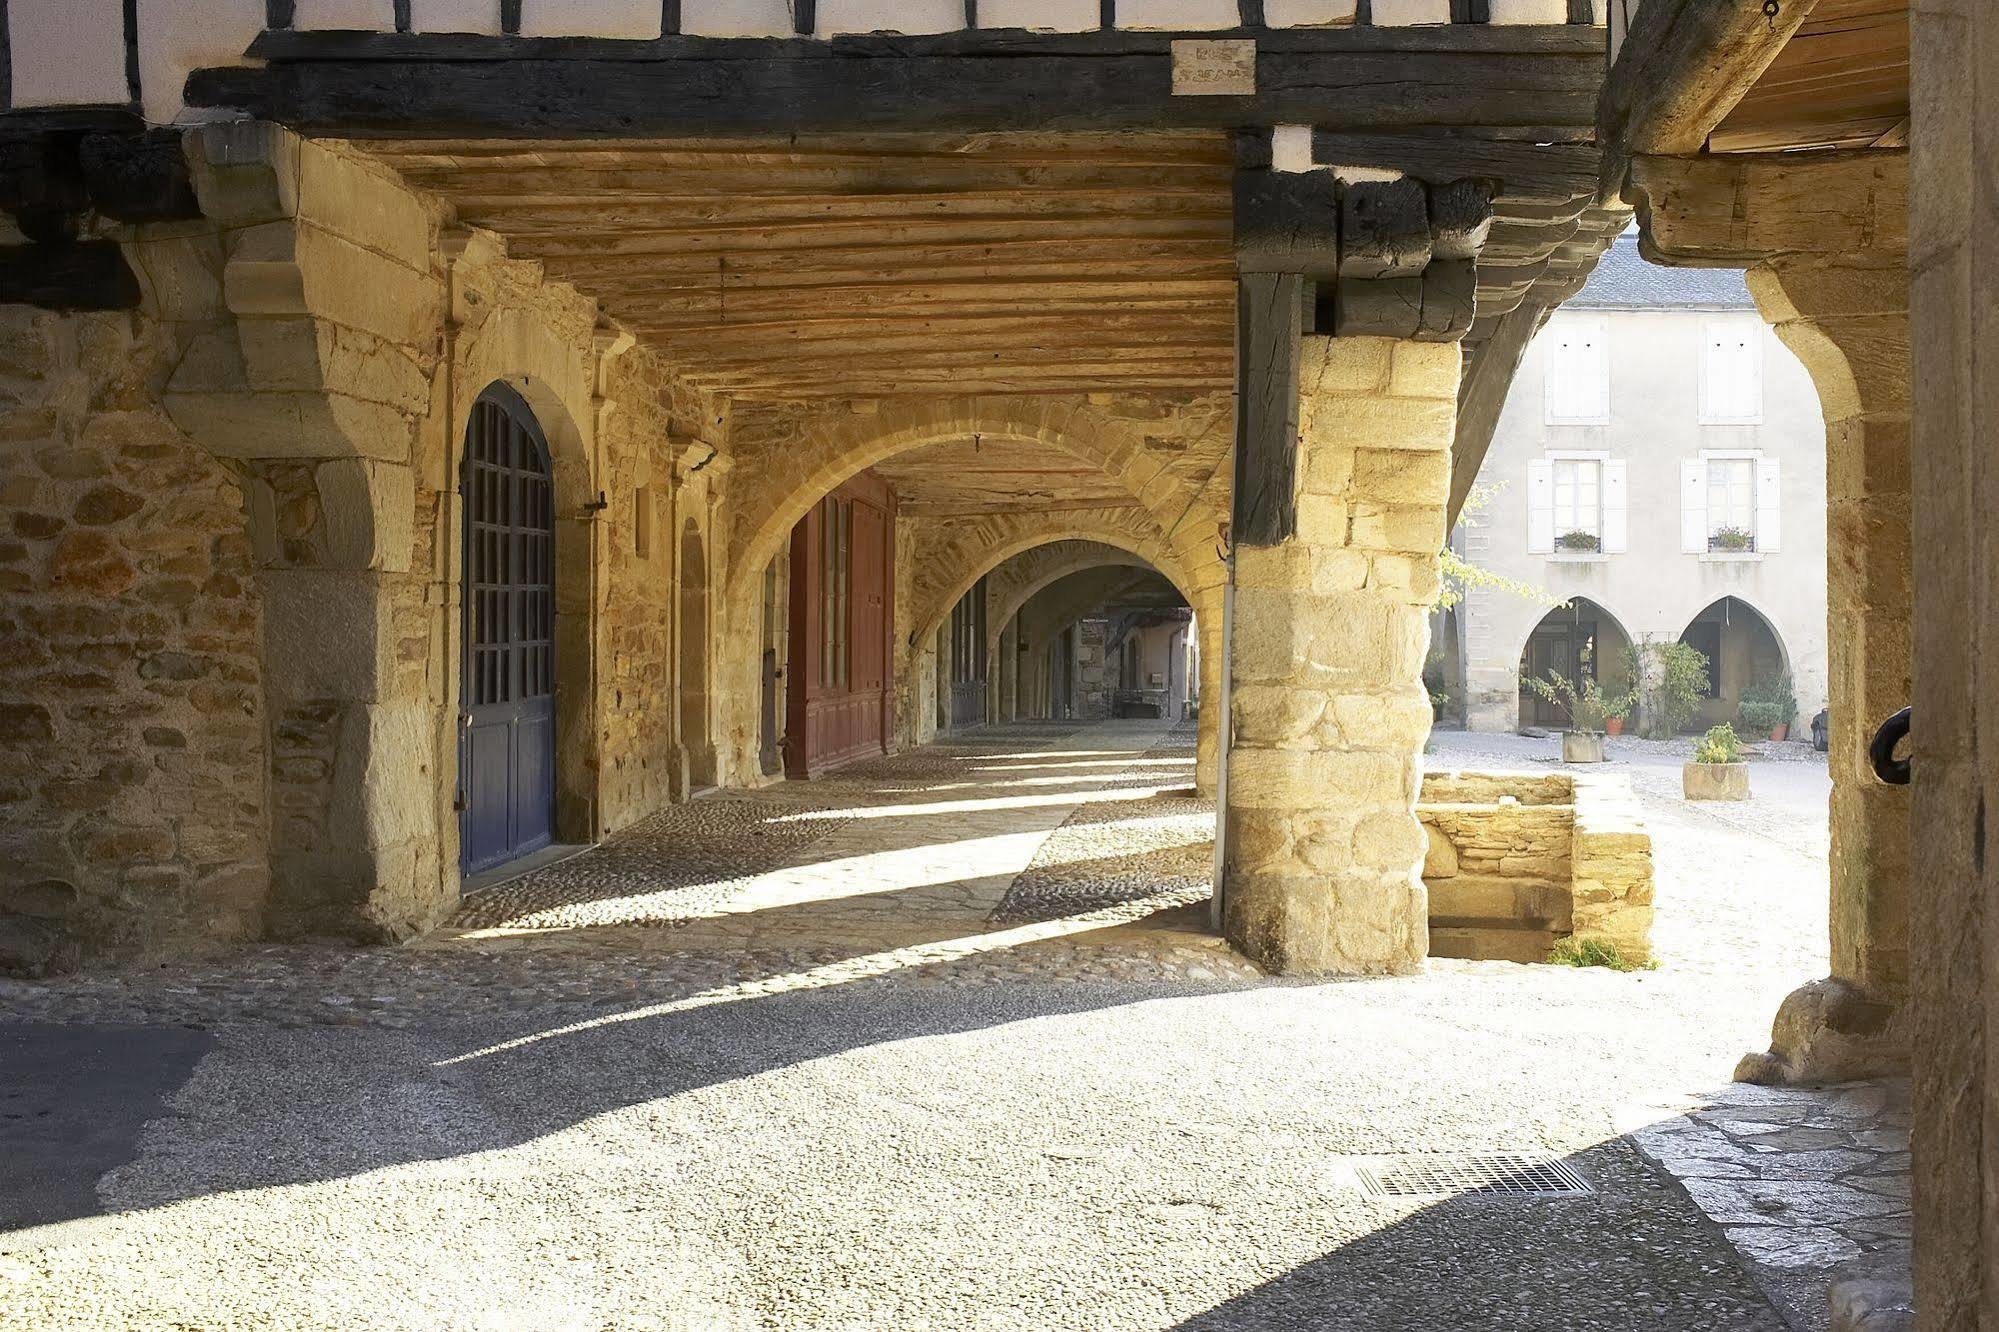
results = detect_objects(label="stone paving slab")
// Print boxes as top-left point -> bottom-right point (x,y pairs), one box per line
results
1619,1081 -> 1912,1332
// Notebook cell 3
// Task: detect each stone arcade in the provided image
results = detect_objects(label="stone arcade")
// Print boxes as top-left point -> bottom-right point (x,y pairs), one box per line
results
1,2 -> 1989,1324
0,3 -> 1616,978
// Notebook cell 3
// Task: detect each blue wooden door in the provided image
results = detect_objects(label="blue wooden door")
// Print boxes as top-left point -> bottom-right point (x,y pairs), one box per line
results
459,387 -> 556,875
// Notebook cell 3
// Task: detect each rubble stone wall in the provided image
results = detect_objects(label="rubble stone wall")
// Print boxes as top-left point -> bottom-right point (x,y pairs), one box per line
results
1418,769 -> 1654,964
0,310 -> 266,967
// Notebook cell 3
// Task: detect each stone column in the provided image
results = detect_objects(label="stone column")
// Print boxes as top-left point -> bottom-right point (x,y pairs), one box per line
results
1736,258 -> 1910,1083
1224,335 -> 1451,975
1908,1 -> 1992,1321
164,124 -> 451,942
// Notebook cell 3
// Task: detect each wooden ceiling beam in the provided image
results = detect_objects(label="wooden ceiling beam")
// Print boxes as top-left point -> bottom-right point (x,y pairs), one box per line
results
1629,147 -> 1907,265
192,28 -> 1605,138
1600,0 -> 1824,186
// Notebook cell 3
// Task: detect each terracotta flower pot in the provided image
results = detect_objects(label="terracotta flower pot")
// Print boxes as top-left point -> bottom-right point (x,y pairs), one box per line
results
1604,717 -> 1624,737
1769,724 -> 1789,742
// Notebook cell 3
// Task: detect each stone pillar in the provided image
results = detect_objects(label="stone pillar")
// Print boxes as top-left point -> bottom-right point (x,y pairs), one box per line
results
1223,335 -> 1451,976
1907,2 -> 1992,1322
164,124 -> 452,942
1736,259 -> 1910,1084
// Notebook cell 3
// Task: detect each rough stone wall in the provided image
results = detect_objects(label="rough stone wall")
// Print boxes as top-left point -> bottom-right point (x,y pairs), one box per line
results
1569,774 -> 1653,962
1075,620 -> 1111,719
1417,769 -> 1653,964
1223,336 -> 1452,976
1,125 -> 727,965
594,344 -> 727,829
0,310 -> 266,966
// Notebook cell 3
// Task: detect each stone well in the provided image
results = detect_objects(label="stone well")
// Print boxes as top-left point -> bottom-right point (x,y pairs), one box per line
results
1419,770 -> 1655,965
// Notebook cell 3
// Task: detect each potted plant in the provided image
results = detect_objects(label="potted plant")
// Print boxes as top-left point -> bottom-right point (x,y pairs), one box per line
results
1525,643 -> 1635,764
1626,638 -> 1710,740
1555,529 -> 1601,554
1709,525 -> 1757,553
1685,723 -> 1751,800
1739,668 -> 1798,741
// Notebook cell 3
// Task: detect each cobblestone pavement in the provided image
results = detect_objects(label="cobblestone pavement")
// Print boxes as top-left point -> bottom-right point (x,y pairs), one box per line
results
0,721 -> 1880,1330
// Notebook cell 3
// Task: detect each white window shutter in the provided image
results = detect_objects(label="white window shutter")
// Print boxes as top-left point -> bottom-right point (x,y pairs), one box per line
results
1681,459 -> 1708,553
1582,321 -> 1610,421
1756,456 -> 1782,552
1602,460 -> 1628,553
1527,460 -> 1554,553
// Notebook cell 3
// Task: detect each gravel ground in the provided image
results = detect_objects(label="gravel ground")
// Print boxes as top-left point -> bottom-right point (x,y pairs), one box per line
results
0,720 -> 1855,1332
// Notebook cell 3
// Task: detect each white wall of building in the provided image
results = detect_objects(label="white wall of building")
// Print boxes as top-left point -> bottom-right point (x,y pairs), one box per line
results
1458,300 -> 1830,735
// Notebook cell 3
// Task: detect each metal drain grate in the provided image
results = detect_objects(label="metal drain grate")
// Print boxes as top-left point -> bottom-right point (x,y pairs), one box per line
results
1353,1154 -> 1593,1200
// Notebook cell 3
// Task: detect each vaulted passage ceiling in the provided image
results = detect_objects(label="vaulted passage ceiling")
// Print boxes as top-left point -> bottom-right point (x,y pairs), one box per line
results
1710,0 -> 1909,152
870,437 -> 1138,518
362,132 -> 1240,399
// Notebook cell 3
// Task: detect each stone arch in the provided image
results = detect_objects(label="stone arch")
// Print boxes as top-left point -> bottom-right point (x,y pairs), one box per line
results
895,508 -> 1225,793
1674,594 -> 1794,732
1514,597 -> 1638,730
906,511 -> 1213,653
714,400 -> 1230,789
723,397 -> 1227,614
454,375 -> 600,853
983,541 -> 1157,655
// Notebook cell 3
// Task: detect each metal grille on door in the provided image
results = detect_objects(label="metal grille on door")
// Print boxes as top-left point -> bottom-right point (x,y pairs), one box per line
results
459,388 -> 556,875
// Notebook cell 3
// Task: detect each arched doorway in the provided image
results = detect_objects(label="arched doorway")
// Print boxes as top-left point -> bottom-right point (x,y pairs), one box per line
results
1517,598 -> 1635,730
458,384 -> 556,875
679,517 -> 714,788
1678,596 -> 1790,731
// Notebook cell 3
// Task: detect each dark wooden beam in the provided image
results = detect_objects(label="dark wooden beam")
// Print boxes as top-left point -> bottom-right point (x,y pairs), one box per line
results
191,31 -> 1604,136
663,1 -> 681,35
122,0 -> 140,105
1,0 -> 12,109
794,0 -> 815,37
243,26 -> 1605,59
1239,0 -> 1266,24
0,241 -> 141,311
1339,178 -> 1430,277
1429,179 -> 1494,260
1233,271 -> 1303,548
1629,147 -> 1906,265
1450,301 -> 1543,520
266,0 -> 295,29
78,129 -> 202,223
1233,169 -> 1340,276
500,0 -> 521,35
1310,131 -> 1598,200
394,0 -> 412,33
1599,0 -> 1819,192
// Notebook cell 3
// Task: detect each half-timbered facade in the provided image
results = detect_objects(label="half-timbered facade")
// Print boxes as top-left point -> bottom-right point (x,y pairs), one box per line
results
0,4 -> 1629,976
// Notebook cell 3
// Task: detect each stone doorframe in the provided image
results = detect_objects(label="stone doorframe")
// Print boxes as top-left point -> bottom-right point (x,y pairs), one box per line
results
153,123 -> 632,940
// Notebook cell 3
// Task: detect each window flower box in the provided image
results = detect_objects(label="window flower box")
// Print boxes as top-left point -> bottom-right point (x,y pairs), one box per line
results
1708,525 -> 1756,553
1555,529 -> 1602,553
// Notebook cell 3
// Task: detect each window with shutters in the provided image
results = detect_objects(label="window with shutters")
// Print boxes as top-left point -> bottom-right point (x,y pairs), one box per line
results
1683,452 -> 1781,556
1530,452 -> 1623,557
1552,458 -> 1602,549
1707,458 -> 1755,547
1544,316 -> 1610,424
1701,320 -> 1764,423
